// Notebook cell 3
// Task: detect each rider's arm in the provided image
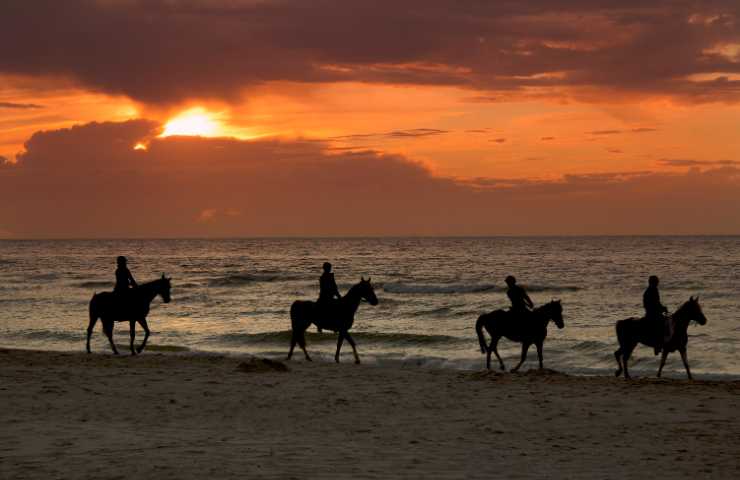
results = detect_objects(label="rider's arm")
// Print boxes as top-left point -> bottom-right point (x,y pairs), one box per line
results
333,280 -> 341,299
128,270 -> 137,288
524,292 -> 534,309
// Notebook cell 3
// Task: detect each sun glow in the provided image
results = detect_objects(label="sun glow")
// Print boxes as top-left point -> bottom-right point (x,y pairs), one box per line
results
160,108 -> 223,137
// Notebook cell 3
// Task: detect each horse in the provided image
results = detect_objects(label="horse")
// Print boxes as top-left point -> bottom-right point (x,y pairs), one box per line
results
86,275 -> 172,355
614,296 -> 706,380
475,300 -> 564,371
287,277 -> 378,364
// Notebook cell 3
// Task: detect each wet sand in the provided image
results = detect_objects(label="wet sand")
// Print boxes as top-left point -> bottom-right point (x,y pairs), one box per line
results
1,348 -> 739,479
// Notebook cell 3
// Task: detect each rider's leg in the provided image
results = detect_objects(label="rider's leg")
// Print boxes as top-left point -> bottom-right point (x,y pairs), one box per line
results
653,317 -> 663,356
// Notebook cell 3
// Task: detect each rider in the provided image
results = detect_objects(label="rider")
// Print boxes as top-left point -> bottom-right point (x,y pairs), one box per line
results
316,262 -> 341,331
643,275 -> 668,355
505,275 -> 533,320
114,256 -> 137,294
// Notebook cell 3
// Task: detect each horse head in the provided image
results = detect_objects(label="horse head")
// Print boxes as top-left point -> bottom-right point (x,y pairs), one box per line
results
159,273 -> 172,303
359,277 -> 379,306
684,295 -> 706,325
548,299 -> 564,329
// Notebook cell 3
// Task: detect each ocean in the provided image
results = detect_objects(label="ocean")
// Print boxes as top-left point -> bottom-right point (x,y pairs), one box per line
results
0,237 -> 738,378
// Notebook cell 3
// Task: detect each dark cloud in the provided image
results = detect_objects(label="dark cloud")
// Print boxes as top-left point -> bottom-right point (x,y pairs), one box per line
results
332,128 -> 449,141
631,128 -> 658,133
1,120 -> 739,237
0,101 -> 43,109
607,148 -> 624,154
540,136 -> 556,141
490,138 -> 507,143
1,1 -> 739,104
588,130 -> 622,135
659,158 -> 740,167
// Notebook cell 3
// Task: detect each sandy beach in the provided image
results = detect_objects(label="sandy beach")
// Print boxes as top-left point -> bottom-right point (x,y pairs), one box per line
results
1,348 -> 738,479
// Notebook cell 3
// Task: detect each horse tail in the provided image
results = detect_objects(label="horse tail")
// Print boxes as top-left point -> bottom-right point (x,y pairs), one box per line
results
476,314 -> 488,353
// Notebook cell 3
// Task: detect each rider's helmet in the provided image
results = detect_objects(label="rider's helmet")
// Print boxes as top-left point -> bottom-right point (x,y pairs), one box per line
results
648,275 -> 659,286
323,262 -> 332,272
505,275 -> 516,286
117,256 -> 128,266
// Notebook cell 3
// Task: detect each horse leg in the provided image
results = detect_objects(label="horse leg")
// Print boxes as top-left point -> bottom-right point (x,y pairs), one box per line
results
622,346 -> 634,379
535,341 -> 544,370
491,336 -> 505,371
614,348 -> 623,377
679,347 -> 692,380
103,320 -> 118,355
657,350 -> 669,378
297,329 -> 311,362
129,321 -> 136,355
344,332 -> 361,364
136,318 -> 150,354
335,333 -> 345,363
287,330 -> 297,360
86,310 -> 98,354
511,343 -> 530,373
485,340 -> 492,370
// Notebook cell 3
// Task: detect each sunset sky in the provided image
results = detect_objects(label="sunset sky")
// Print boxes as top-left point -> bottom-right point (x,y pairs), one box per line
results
1,0 -> 739,237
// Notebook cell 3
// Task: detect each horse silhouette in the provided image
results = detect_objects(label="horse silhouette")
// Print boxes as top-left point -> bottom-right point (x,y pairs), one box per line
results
288,277 -> 378,364
475,300 -> 564,371
614,296 -> 706,379
86,275 -> 172,355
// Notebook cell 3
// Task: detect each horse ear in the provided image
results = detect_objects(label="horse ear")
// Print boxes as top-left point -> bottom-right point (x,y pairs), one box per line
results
162,273 -> 166,279
367,276 -> 371,283
690,295 -> 694,302
361,276 -> 365,282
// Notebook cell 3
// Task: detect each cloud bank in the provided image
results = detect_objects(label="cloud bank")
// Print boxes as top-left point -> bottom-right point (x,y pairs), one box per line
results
1,0 -> 739,104
1,120 -> 738,237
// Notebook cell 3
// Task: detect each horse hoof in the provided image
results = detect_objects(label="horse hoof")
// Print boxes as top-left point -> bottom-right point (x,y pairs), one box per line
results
614,370 -> 621,377
355,360 -> 361,365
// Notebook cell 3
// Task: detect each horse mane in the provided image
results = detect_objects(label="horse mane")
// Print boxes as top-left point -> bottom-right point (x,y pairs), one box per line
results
345,280 -> 363,297
673,297 -> 699,324
533,299 -> 557,313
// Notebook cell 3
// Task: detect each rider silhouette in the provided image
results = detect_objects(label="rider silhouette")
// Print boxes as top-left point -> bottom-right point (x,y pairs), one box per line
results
319,262 -> 341,304
114,256 -> 137,294
506,275 -> 533,319
644,275 -> 668,355
316,262 -> 341,332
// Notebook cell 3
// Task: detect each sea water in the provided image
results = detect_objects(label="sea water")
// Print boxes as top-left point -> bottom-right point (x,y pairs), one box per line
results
0,237 -> 738,378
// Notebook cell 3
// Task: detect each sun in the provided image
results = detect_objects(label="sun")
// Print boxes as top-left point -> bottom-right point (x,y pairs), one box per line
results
160,108 -> 222,137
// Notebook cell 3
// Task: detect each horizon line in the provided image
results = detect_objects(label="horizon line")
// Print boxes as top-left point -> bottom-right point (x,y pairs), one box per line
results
2,234 -> 740,241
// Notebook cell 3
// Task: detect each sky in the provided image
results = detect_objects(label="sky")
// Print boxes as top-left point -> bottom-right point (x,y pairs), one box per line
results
1,0 -> 739,237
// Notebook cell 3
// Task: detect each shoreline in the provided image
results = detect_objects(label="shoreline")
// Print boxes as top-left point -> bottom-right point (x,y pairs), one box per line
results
2,348 -> 739,479
3,342 -> 739,382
